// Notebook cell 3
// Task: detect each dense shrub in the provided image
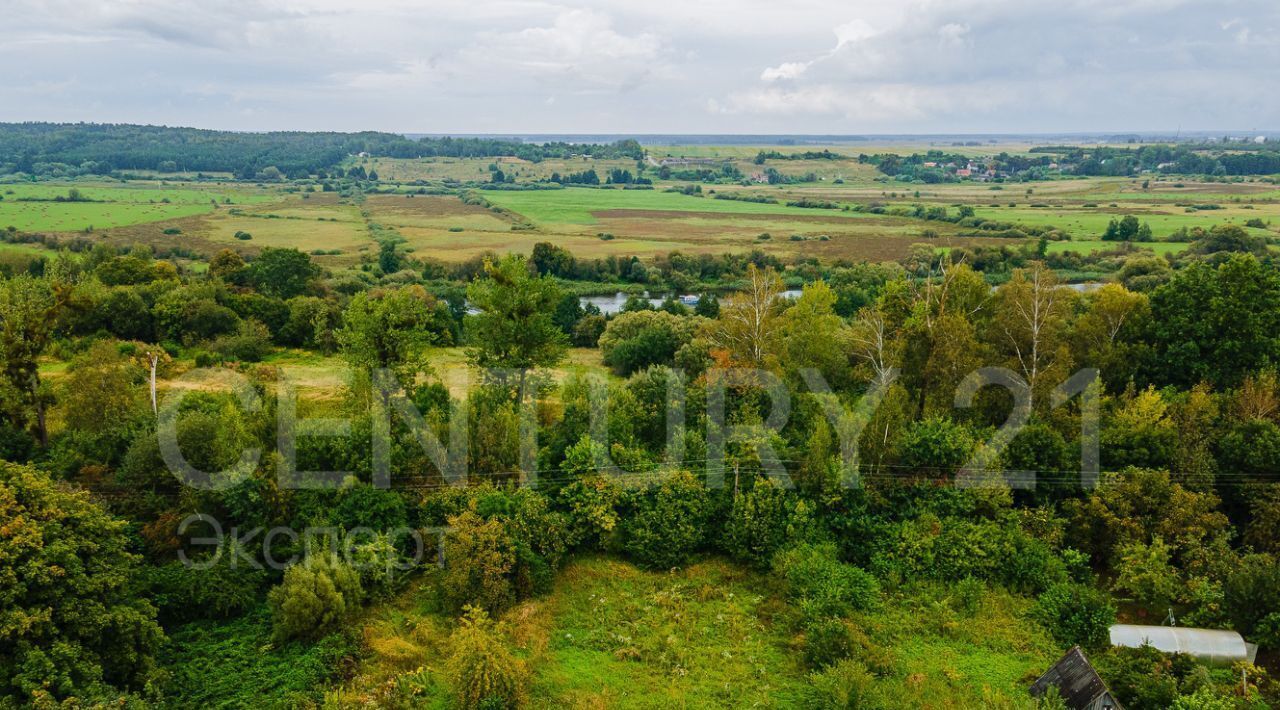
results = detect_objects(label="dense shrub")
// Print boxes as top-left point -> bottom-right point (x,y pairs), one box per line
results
440,510 -> 516,614
897,416 -> 974,476
268,555 -> 364,641
720,478 -> 816,568
1033,582 -> 1116,651
209,319 -> 273,362
773,543 -> 879,618
598,309 -> 703,376
870,515 -> 1066,593
0,462 -> 164,703
559,476 -> 623,551
333,483 -> 409,531
144,555 -> 268,624
804,658 -> 886,709
621,471 -> 712,569
803,617 -> 854,669
1222,553 -> 1280,646
447,606 -> 526,710
1094,645 -> 1185,710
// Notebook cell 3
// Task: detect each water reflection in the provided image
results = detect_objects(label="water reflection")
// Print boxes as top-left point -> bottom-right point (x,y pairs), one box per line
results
580,289 -> 804,314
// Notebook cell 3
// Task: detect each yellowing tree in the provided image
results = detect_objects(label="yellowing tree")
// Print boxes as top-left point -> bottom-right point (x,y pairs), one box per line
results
448,606 -> 526,710
991,263 -> 1075,405
708,264 -> 785,368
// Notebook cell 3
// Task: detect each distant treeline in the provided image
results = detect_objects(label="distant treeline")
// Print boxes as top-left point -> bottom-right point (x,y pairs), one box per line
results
753,149 -> 848,163
0,123 -> 643,178
1030,143 -> 1280,176
866,143 -> 1280,181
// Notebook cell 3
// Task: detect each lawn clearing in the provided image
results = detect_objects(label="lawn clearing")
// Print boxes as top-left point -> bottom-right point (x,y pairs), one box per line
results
483,187 -> 861,225
0,181 -> 269,233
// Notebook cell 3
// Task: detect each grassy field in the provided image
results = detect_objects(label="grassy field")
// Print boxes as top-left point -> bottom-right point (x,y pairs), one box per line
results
6,167 -> 1275,266
481,187 -> 862,224
971,203 -> 1276,241
0,182 -> 270,233
311,556 -> 1054,709
316,557 -> 811,709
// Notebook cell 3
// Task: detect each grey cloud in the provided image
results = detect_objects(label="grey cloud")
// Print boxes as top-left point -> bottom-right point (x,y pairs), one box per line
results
0,0 -> 1275,133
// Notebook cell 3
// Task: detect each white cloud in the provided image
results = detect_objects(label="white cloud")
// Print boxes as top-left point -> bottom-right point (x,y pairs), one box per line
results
834,19 -> 878,48
760,61 -> 811,82
465,9 -> 668,90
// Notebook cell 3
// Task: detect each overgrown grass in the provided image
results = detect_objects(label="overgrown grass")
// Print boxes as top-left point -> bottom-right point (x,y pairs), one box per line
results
160,606 -> 359,709
317,557 -> 1056,709
527,557 -> 808,709
849,581 -> 1056,708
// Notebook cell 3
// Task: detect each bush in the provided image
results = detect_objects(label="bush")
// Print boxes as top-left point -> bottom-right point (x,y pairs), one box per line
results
898,417 -> 974,476
803,617 -> 854,669
209,319 -> 272,362
268,555 -> 364,641
621,471 -> 711,569
144,554 -> 267,624
333,483 -> 409,531
1223,553 -> 1280,646
721,478 -> 815,568
440,510 -> 516,614
234,230 -> 252,240
347,532 -> 415,600
804,657 -> 886,709
870,516 -> 1066,593
559,476 -> 622,551
597,309 -> 703,376
1033,582 -> 1115,650
448,606 -> 526,710
773,543 -> 879,618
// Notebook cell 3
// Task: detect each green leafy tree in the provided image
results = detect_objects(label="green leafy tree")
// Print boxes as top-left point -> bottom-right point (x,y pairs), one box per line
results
721,478 -> 815,568
377,240 -> 401,274
1223,553 -> 1280,647
0,275 -> 61,445
1113,537 -> 1180,611
598,309 -> 703,376
0,462 -> 164,703
1033,582 -> 1116,650
898,416 -> 974,477
440,509 -> 516,614
337,285 -> 439,401
1145,254 -> 1280,387
465,255 -> 567,389
248,247 -> 319,299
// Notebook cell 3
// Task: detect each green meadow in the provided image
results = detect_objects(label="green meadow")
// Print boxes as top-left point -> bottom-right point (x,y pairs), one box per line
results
482,187 -> 862,225
0,182 -> 269,233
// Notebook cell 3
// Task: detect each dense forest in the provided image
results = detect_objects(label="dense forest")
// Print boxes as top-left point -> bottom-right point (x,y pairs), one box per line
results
0,123 -> 643,178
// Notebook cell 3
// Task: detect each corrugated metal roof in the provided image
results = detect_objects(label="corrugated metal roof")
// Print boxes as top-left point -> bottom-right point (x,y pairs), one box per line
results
1030,646 -> 1122,709
1109,625 -> 1251,663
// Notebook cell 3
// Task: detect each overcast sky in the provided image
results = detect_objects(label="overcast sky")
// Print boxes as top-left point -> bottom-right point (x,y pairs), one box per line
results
1,0 -> 1276,134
